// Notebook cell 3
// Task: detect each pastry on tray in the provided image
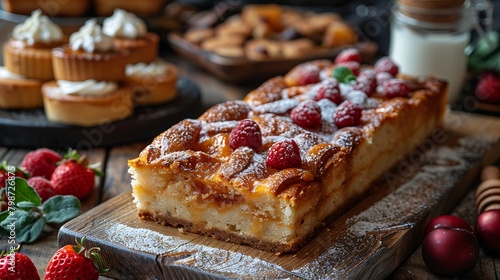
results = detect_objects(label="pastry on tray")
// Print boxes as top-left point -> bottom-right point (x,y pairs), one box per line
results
3,9 -> 65,80
103,9 -> 159,65
42,80 -> 132,127
52,19 -> 128,82
43,19 -> 132,126
94,0 -> 165,17
181,4 -> 358,61
1,0 -> 90,17
0,66 -> 44,109
125,60 -> 178,106
128,51 -> 448,253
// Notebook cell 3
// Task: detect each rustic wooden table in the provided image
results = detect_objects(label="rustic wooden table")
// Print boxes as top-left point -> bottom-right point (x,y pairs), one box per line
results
1,55 -> 499,279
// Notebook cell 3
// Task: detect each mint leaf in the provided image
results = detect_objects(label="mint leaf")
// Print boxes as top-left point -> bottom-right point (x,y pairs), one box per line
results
0,209 -> 34,229
8,178 -> 41,207
16,218 -> 45,243
42,195 -> 81,223
333,66 -> 356,84
17,201 -> 36,209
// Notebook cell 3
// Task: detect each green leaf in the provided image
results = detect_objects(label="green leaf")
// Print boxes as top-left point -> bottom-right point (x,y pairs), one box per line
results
333,66 -> 357,84
17,201 -> 36,209
0,209 -> 35,230
16,218 -> 45,243
0,210 -> 9,222
7,178 -> 41,207
42,195 -> 81,223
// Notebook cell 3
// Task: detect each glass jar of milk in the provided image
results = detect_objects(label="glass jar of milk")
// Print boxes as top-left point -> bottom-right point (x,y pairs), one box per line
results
389,0 -> 479,103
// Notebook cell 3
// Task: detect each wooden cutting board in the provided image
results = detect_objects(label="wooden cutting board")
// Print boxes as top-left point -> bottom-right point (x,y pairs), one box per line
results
58,117 -> 500,280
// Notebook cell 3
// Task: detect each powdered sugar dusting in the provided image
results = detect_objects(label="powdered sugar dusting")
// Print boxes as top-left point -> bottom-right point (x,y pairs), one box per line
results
105,223 -> 299,279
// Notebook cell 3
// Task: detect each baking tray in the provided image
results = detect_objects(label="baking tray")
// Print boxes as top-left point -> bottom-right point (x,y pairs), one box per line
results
168,32 -> 378,83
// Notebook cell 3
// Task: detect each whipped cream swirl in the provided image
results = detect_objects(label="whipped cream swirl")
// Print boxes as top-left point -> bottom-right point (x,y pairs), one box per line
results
12,9 -> 63,45
126,60 -> 169,77
69,19 -> 113,53
103,9 -> 147,39
0,66 -> 26,80
57,80 -> 117,96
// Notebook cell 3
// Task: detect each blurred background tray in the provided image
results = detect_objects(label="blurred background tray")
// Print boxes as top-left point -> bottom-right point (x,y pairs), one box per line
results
0,77 -> 202,149
169,32 -> 378,83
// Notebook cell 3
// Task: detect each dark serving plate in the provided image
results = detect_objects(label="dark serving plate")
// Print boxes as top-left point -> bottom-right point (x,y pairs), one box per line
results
0,77 -> 202,149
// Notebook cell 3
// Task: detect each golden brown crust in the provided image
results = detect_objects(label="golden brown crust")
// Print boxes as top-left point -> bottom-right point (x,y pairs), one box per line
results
2,0 -> 90,16
3,39 -> 63,80
94,0 -> 166,16
51,46 -> 128,82
42,80 -> 132,126
113,33 -> 159,64
0,77 -> 44,109
125,62 -> 178,106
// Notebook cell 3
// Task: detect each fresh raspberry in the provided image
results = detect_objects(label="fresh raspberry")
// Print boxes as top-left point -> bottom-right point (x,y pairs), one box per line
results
21,148 -> 62,179
358,69 -> 376,80
290,100 -> 322,129
229,119 -> 263,151
298,64 -> 321,85
314,79 -> 343,104
383,79 -> 411,98
475,71 -> 500,104
334,48 -> 362,64
374,57 -> 399,76
27,176 -> 55,202
376,71 -> 393,86
353,75 -> 377,96
266,139 -> 301,169
335,61 -> 360,76
334,100 -> 362,128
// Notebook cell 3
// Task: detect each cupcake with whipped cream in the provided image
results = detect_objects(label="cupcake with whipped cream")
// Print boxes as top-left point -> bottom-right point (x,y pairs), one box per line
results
41,79 -> 133,126
3,10 -> 65,80
0,66 -> 45,109
102,9 -> 159,64
51,19 -> 129,81
125,60 -> 178,106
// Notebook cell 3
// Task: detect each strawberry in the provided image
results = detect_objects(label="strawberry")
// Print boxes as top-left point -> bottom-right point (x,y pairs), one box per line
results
0,250 -> 40,280
45,237 -> 108,280
27,176 -> 55,202
21,148 -> 62,179
50,150 -> 102,200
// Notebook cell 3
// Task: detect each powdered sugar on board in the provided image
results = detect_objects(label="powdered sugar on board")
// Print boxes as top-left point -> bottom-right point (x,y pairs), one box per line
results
105,223 -> 301,279
103,135 -> 494,279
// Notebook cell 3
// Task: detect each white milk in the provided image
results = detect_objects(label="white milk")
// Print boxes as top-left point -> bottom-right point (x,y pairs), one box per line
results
389,25 -> 470,103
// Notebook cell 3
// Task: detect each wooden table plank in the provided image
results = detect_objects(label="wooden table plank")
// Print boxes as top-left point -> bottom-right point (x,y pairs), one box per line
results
102,143 -> 148,202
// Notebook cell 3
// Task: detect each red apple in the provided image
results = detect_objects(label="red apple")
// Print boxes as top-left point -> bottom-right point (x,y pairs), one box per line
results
475,209 -> 500,254
422,227 -> 479,276
424,215 -> 474,236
